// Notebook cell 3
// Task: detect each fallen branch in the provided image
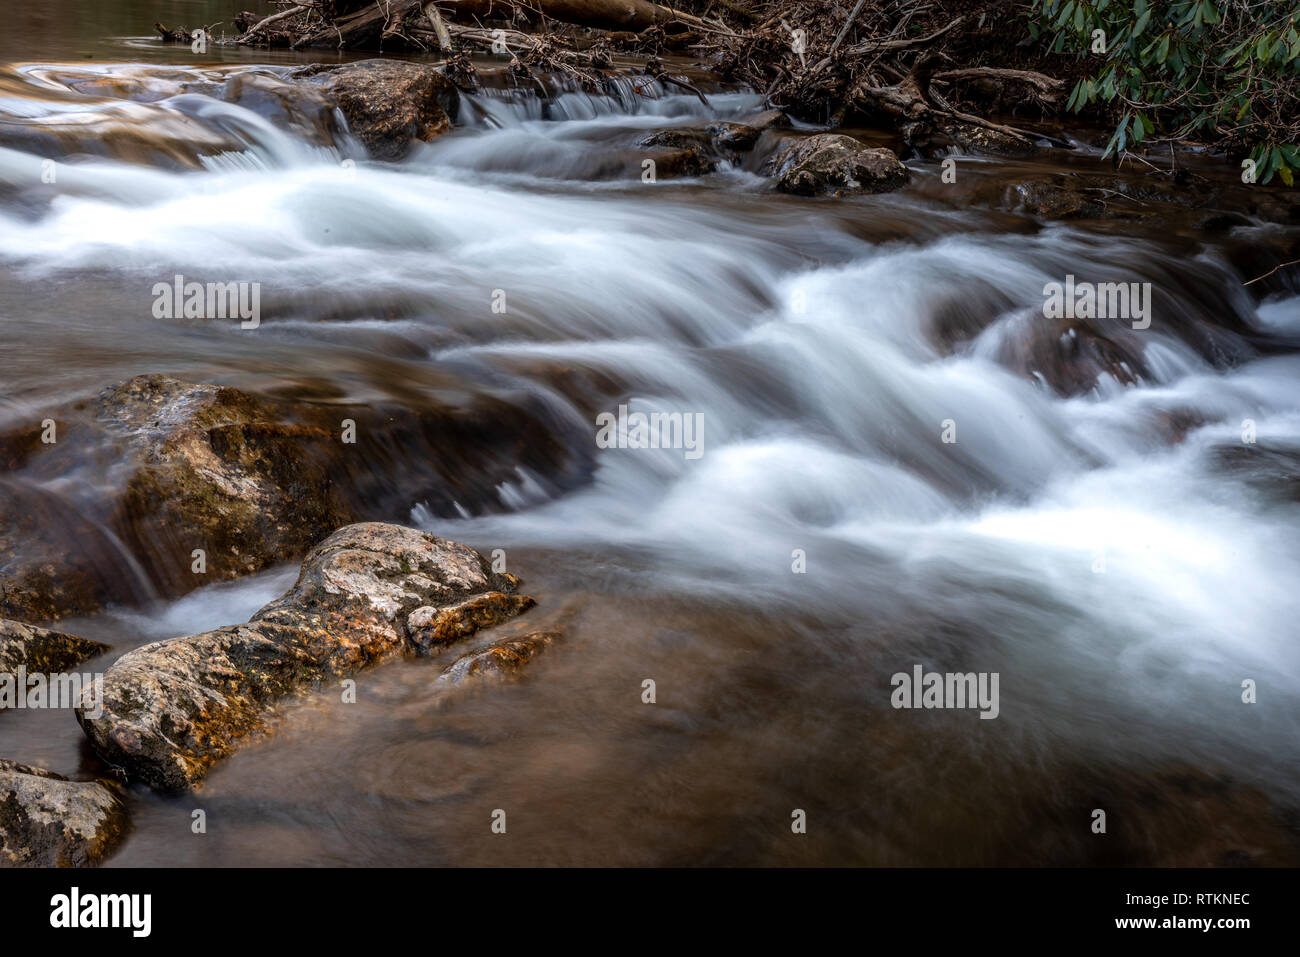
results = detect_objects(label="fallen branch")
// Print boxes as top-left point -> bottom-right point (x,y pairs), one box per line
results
1244,258 -> 1300,286
433,0 -> 698,31
238,4 -> 309,40
829,0 -> 868,57
645,58 -> 710,106
422,1 -> 453,52
933,67 -> 1065,99
842,17 -> 964,56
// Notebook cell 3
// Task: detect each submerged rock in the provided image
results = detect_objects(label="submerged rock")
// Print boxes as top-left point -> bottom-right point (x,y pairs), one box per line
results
767,134 -> 909,196
293,59 -> 459,160
439,630 -> 560,685
0,374 -> 576,621
706,122 -> 761,152
77,523 -> 535,792
637,129 -> 718,178
0,759 -> 126,867
0,620 -> 108,677
739,109 -> 792,133
937,120 -> 1040,157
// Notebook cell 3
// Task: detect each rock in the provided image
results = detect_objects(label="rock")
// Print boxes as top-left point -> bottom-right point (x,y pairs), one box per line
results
293,59 -> 459,160
637,129 -> 718,178
1208,442 -> 1300,503
650,147 -> 717,179
0,759 -> 127,867
937,120 -> 1039,157
706,122 -> 761,152
637,122 -> 771,175
77,523 -> 536,792
767,134 -> 909,196
0,374 -> 577,621
740,109 -> 792,132
1007,179 -> 1108,220
439,630 -> 560,685
0,620 -> 108,677
0,66 -> 346,170
638,129 -> 711,152
997,172 -> 1220,222
1000,317 -> 1148,396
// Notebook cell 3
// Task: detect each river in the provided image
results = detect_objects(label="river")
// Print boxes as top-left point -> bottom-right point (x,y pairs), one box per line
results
1,2 -> 1299,866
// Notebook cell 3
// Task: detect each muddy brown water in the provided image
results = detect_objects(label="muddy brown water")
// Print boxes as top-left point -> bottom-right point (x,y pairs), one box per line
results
2,1 -> 1300,866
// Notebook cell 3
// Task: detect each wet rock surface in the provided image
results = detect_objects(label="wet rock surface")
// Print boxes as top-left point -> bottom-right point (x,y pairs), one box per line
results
636,128 -> 719,177
0,619 -> 107,676
767,133 -> 909,196
936,120 -> 1041,157
0,64 -> 345,168
77,523 -> 536,792
0,374 -> 576,621
0,759 -> 127,867
292,59 -> 459,160
438,630 -> 560,685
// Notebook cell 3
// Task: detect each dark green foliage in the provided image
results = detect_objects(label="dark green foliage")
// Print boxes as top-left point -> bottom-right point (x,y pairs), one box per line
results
1035,0 -> 1300,183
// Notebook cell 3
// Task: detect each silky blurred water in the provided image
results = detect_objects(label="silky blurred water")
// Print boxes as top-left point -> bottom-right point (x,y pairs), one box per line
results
1,29 -> 1299,864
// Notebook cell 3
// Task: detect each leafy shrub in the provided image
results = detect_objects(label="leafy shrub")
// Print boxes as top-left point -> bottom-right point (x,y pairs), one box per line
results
1034,0 -> 1300,183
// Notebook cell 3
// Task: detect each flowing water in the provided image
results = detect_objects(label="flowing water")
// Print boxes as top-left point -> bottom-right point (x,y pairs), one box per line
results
2,6 -> 1300,866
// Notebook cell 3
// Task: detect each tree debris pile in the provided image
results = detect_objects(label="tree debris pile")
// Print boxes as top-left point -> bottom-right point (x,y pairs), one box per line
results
153,2 -> 1073,154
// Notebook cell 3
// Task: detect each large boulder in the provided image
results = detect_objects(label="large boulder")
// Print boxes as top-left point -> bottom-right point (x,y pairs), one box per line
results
0,620 -> 108,677
77,523 -> 535,792
293,59 -> 459,160
0,374 -> 576,621
0,759 -> 126,867
767,134 -> 909,196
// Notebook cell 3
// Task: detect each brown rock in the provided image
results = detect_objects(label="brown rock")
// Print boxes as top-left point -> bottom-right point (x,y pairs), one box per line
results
438,630 -> 560,685
0,759 -> 127,867
77,523 -> 536,792
0,619 -> 108,679
767,134 -> 908,196
937,120 -> 1039,157
293,59 -> 459,160
0,374 -> 577,621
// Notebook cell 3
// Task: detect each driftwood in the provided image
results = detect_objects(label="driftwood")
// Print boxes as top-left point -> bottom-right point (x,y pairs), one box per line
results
154,22 -> 190,42
850,53 -> 1043,149
234,0 -> 716,50
222,0 -> 1067,155
434,0 -> 684,31
239,5 -> 309,41
933,67 -> 1066,101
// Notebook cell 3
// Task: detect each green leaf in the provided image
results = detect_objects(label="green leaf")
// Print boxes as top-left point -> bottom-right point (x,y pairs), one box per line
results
1280,164 -> 1295,188
1157,34 -> 1171,63
1133,9 -> 1152,37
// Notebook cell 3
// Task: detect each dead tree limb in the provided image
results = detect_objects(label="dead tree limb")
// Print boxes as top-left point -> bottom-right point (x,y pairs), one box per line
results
238,5 -> 309,41
933,67 -> 1065,100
